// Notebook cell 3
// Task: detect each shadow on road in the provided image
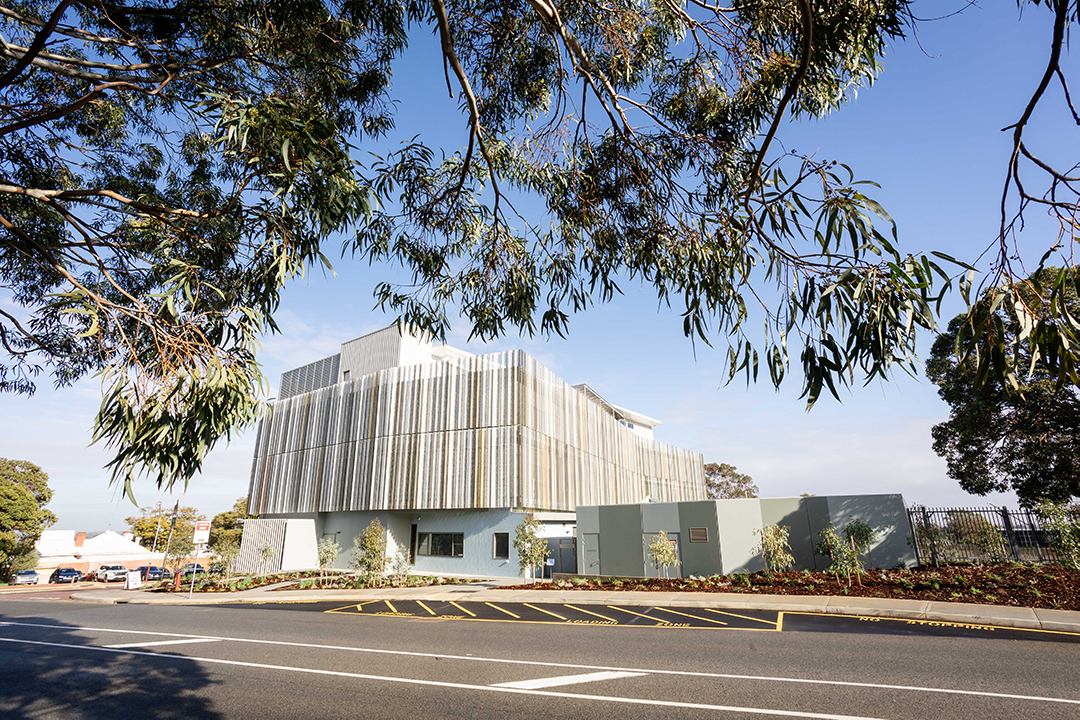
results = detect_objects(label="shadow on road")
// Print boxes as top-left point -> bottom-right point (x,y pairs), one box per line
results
0,614 -> 221,719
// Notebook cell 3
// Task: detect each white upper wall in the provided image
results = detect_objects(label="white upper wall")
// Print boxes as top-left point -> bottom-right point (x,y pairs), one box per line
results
338,324 -> 434,381
298,325 -> 662,433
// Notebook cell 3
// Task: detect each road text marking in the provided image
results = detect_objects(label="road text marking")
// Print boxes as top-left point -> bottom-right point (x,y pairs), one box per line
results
607,606 -> 670,624
654,607 -> 727,625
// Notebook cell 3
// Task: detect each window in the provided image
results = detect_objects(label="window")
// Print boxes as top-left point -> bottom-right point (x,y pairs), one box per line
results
689,527 -> 709,543
343,370 -> 351,381
493,533 -> 510,559
416,532 -> 464,557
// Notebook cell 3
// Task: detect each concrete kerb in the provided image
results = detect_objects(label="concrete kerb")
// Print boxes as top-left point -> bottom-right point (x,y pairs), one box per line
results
65,585 -> 1080,633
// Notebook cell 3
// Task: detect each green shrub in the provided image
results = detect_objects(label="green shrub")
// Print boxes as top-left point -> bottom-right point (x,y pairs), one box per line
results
753,524 -> 795,572
350,518 -> 387,582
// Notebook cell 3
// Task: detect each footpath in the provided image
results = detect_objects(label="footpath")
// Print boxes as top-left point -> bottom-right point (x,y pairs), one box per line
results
69,581 -> 1080,634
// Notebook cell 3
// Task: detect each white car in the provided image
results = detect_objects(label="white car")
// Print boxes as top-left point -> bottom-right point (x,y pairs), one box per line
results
94,565 -> 128,582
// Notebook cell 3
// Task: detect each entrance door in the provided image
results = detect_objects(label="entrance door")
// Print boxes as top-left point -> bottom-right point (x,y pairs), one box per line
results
558,538 -> 576,575
409,524 -> 418,564
581,533 -> 600,575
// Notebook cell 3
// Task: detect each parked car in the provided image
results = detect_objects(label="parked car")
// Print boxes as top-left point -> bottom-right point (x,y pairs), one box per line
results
49,568 -> 83,584
94,565 -> 128,582
160,567 -> 174,581
179,563 -> 208,578
10,570 -> 38,585
136,566 -> 165,581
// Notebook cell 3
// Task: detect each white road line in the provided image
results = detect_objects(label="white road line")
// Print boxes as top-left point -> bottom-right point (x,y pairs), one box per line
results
1,620 -> 1076,706
494,671 -> 646,689
105,638 -> 222,649
0,636 -> 882,720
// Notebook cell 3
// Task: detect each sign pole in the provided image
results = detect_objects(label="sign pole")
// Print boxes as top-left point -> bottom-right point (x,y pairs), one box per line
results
187,521 -> 211,599
188,544 -> 200,599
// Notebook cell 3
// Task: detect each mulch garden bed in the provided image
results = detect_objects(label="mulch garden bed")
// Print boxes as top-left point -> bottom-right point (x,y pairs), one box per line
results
148,571 -> 483,593
147,570 -> 323,593
274,575 -> 480,591
499,563 -> 1080,612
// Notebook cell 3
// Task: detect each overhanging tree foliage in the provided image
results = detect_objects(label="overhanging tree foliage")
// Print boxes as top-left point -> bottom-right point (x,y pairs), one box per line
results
2,1 -> 1076,500
927,268 -> 1080,506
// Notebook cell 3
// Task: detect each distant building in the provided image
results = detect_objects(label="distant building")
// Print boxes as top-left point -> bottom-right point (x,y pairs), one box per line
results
35,530 -> 154,581
238,325 -> 706,577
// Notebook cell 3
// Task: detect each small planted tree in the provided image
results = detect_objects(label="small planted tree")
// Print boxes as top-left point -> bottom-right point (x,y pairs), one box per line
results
213,534 -> 242,580
350,518 -> 387,584
816,525 -> 860,587
256,541 -> 276,575
844,520 -> 878,570
513,513 -> 549,583
317,537 -> 342,587
168,537 -> 195,574
1036,500 -> 1080,570
388,550 -> 411,586
753,525 -> 795,573
646,533 -> 680,579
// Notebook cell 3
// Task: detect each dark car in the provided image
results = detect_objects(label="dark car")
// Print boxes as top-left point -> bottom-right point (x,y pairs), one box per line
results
136,566 -> 165,581
49,568 -> 82,584
179,563 -> 208,578
160,567 -> 174,581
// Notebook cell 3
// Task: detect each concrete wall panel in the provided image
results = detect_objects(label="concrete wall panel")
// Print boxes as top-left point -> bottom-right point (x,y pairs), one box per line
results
677,501 -> 722,577
641,503 -> 681,534
759,498 -> 815,571
825,494 -> 914,570
716,499 -> 765,573
598,504 -> 644,577
281,519 -> 318,570
804,496 -> 833,571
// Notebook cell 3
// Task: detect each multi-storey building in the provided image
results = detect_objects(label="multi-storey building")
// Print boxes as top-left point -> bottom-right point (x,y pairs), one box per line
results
238,325 -> 706,577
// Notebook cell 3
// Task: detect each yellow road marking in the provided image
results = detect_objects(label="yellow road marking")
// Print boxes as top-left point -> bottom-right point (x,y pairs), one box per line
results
783,611 -> 1080,638
485,602 -> 520,619
384,600 -> 398,614
776,612 -> 784,632
564,605 -> 618,623
654,607 -> 727,625
608,606 -> 670,624
325,600 -> 382,614
702,608 -> 779,627
416,600 -> 437,616
449,601 -> 476,617
523,603 -> 567,621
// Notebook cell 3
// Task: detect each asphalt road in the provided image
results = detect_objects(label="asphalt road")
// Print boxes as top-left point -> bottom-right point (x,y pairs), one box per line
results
1,595 -> 1078,719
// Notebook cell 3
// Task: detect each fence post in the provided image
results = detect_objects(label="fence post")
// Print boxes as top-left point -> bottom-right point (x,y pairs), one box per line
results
907,509 -> 922,567
1000,508 -> 1021,562
921,506 -> 939,567
1025,509 -> 1046,563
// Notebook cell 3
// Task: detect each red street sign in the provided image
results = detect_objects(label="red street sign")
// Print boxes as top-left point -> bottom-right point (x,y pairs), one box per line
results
193,522 -> 211,545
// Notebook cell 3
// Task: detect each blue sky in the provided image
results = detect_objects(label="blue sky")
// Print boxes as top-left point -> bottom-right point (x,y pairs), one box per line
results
2,2 -> 1070,532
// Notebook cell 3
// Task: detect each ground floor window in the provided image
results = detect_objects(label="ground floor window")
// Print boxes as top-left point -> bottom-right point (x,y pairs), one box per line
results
417,532 -> 464,557
493,532 -> 509,559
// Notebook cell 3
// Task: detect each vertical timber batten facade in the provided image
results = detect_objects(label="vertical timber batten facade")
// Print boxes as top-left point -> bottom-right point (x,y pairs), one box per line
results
249,348 -> 706,515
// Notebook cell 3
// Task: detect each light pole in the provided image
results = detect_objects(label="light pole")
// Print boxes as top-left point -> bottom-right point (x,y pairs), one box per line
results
151,501 -> 163,557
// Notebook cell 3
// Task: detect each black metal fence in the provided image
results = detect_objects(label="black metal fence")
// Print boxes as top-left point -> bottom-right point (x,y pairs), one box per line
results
907,506 -> 1059,566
